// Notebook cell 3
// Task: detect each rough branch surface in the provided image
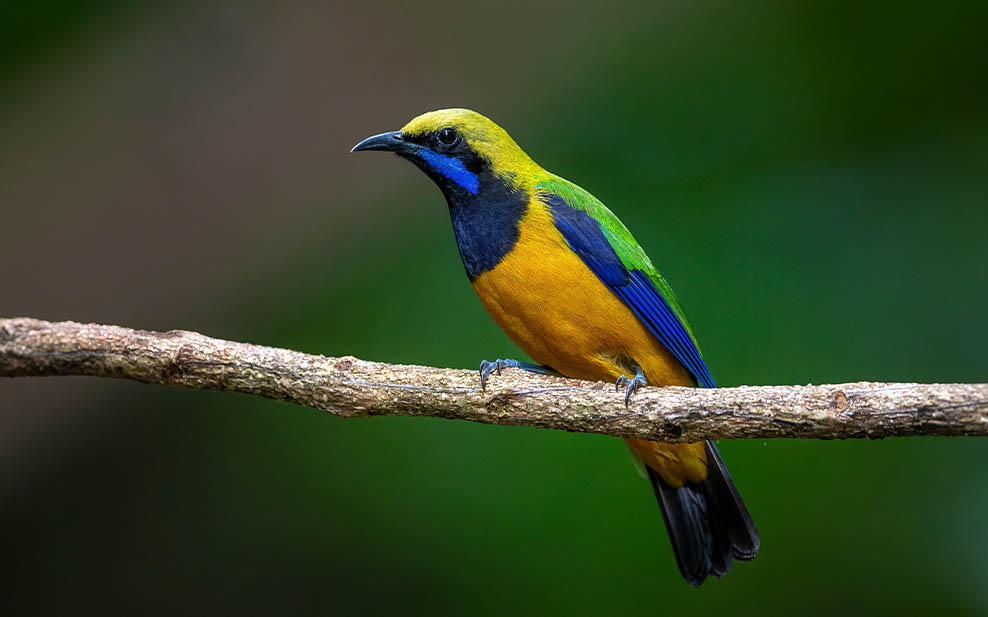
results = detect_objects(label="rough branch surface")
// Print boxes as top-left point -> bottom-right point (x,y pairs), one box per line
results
2,318 -> 986,442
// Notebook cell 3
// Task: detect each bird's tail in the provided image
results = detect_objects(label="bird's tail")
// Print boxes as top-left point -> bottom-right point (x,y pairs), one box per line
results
646,441 -> 759,586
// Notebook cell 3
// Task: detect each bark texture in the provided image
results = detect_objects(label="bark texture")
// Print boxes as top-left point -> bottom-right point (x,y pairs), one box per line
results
2,317 -> 986,442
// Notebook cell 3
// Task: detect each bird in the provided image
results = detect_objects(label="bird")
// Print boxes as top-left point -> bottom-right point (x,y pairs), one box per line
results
351,108 -> 759,586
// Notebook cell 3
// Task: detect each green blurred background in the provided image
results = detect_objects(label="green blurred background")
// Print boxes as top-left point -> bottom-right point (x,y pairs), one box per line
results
2,1 -> 987,615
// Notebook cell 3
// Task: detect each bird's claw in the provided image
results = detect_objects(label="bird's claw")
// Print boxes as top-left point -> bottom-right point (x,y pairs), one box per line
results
616,375 -> 627,392
615,367 -> 647,407
479,359 -> 508,391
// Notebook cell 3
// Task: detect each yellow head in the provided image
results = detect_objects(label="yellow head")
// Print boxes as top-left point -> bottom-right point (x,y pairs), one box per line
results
351,108 -> 544,193
352,108 -> 550,280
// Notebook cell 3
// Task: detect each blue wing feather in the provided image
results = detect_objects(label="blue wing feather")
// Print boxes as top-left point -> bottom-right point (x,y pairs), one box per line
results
544,194 -> 716,388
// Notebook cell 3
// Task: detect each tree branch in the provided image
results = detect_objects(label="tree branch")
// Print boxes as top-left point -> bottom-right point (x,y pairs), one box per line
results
2,317 -> 986,442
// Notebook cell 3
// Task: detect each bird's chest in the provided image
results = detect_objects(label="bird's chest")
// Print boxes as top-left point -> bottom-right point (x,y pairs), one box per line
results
447,190 -> 528,281
469,207 -> 651,380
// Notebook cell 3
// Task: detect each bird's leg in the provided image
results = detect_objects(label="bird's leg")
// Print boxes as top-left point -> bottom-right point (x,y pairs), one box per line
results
479,359 -> 560,390
615,364 -> 647,407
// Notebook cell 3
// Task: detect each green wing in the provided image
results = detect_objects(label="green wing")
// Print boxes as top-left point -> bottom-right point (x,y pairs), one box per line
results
536,177 -> 701,346
535,176 -> 714,387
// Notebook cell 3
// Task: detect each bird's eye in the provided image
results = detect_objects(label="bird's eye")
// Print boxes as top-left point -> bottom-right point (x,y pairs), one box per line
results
437,127 -> 458,146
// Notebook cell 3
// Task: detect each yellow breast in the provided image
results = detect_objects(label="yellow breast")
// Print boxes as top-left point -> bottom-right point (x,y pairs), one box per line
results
470,197 -> 707,487
471,198 -> 692,387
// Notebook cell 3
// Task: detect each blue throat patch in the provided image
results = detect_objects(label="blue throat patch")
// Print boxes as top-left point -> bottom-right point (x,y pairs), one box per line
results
418,148 -> 480,194
447,186 -> 528,280
402,139 -> 523,280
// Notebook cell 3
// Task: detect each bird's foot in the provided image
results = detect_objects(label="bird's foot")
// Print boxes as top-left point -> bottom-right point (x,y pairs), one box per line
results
479,358 -> 559,390
615,365 -> 647,407
479,359 -> 510,390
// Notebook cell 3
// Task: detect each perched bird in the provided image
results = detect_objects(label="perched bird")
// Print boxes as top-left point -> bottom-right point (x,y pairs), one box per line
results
352,109 -> 759,585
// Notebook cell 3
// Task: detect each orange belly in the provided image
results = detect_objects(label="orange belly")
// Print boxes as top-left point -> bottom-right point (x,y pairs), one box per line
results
471,201 -> 707,487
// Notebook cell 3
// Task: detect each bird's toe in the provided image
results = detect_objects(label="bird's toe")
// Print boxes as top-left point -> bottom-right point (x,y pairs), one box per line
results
615,374 -> 628,392
615,367 -> 647,407
479,359 -> 507,390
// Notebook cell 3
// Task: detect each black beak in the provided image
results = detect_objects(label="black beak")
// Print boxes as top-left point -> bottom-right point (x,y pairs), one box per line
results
350,130 -> 411,153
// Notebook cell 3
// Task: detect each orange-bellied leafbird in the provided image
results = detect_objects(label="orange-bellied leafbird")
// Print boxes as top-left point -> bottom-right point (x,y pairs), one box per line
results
352,108 -> 759,586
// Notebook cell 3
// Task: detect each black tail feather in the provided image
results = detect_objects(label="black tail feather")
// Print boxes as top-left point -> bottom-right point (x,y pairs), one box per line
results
648,469 -> 713,585
646,440 -> 759,586
703,441 -> 760,561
